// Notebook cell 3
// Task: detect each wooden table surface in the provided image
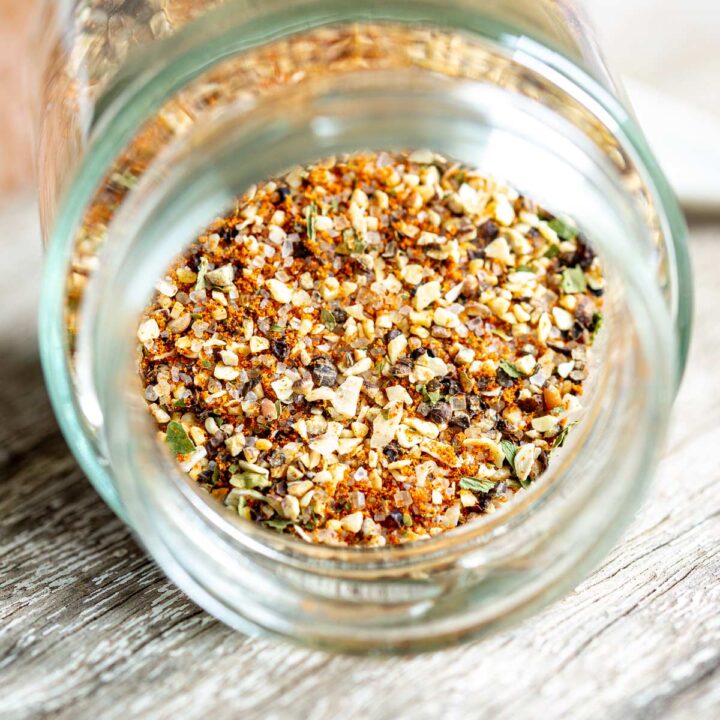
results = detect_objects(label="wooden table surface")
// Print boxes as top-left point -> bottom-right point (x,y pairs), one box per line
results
2,3 -> 720,715
1,209 -> 719,720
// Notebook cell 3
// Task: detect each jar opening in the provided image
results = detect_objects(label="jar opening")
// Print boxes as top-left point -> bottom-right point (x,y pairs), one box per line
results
39,5 -> 685,650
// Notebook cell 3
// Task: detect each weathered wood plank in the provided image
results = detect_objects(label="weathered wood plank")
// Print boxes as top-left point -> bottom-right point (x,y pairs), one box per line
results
1,211 -> 718,719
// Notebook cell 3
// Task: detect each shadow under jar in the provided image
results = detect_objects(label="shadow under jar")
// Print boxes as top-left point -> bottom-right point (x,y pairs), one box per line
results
38,0 -> 692,653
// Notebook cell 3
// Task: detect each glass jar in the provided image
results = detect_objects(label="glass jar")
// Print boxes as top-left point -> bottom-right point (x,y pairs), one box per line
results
39,0 -> 692,652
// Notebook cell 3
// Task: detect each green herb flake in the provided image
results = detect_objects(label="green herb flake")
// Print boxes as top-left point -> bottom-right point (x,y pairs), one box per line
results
352,235 -> 367,254
548,218 -> 577,241
500,439 -> 518,471
173,399 -> 186,408
416,384 -> 442,405
264,518 -> 292,531
554,421 -> 577,450
591,312 -> 603,342
195,256 -> 209,291
231,471 -> 271,490
274,400 -> 282,418
270,323 -> 284,333
499,359 -> 522,378
374,358 -> 386,374
554,427 -> 570,449
306,202 -> 317,241
561,266 -> 588,294
460,476 -> 495,493
211,465 -> 220,485
544,244 -> 561,259
110,171 -> 138,190
516,264 -> 535,273
201,359 -> 213,369
320,308 -> 337,331
165,421 -> 195,455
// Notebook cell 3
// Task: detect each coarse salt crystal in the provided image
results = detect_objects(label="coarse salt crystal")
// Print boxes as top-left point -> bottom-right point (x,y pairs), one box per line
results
214,363 -> 240,381
414,280 -> 442,311
331,376 -> 363,417
137,319 -> 160,343
265,278 -> 292,303
532,415 -> 560,433
340,511 -> 364,533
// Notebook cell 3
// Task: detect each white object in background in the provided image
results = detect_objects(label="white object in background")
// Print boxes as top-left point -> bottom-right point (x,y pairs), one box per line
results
626,78 -> 720,214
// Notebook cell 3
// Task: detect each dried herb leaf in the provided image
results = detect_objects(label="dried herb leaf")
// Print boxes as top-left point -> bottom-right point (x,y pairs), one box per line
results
460,476 -> 495,493
306,202 -> 317,240
166,421 -> 195,455
352,235 -> 367,253
500,439 -> 518,470
544,244 -> 560,259
554,421 -> 577,449
110,171 -> 137,190
499,359 -> 521,378
320,308 -> 337,330
591,312 -> 603,342
270,323 -> 284,333
264,518 -> 291,531
231,471 -> 272,490
561,266 -> 587,294
548,218 -> 577,241
417,384 -> 442,405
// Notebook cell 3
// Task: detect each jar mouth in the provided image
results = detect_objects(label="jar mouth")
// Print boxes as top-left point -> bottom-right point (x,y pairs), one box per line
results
39,0 -> 686,648
94,61 -> 673,562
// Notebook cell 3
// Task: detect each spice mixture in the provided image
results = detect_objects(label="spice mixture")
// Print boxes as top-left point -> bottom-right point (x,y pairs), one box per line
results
137,151 -> 604,546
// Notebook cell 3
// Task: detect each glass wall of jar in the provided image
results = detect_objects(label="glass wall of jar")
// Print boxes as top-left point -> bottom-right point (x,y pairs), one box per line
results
38,0 -> 691,651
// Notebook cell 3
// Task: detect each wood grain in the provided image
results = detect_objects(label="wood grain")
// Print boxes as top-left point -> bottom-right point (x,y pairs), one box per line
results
1,194 -> 719,718
1,0 -> 720,716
